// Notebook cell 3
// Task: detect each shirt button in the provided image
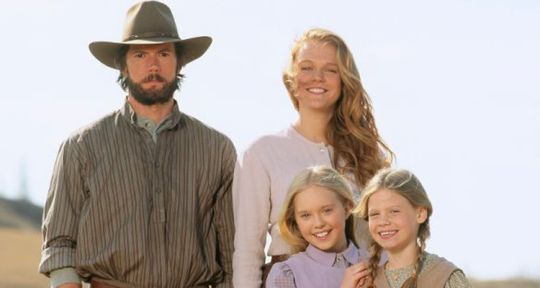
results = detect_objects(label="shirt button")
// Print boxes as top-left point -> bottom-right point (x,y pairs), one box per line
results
319,147 -> 326,153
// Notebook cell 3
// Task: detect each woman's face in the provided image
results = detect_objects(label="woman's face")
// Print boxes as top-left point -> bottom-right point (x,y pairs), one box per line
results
293,40 -> 342,115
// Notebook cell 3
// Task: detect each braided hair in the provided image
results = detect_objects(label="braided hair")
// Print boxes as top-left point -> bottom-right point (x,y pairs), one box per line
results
354,168 -> 433,288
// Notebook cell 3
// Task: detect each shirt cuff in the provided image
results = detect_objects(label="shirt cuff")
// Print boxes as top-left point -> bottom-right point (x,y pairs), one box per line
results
50,267 -> 81,288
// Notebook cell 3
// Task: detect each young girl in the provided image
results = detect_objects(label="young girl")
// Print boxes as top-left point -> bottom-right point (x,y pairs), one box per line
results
266,166 -> 371,288
355,168 -> 471,288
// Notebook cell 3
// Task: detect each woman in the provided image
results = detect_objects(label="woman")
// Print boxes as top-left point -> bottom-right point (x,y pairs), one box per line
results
232,28 -> 393,288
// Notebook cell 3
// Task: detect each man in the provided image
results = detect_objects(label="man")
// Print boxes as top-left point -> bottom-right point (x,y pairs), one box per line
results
39,2 -> 236,287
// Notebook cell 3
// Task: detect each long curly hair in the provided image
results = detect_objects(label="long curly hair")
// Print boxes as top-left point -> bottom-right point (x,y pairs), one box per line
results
354,168 -> 433,288
283,28 -> 394,187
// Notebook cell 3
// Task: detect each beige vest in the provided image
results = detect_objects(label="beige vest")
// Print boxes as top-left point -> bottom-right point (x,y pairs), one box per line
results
373,254 -> 460,288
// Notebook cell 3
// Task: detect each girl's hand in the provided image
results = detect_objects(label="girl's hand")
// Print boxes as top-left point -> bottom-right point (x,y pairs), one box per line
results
340,261 -> 372,288
58,283 -> 82,288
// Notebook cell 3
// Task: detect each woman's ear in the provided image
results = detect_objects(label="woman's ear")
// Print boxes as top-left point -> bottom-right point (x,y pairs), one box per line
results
416,207 -> 428,224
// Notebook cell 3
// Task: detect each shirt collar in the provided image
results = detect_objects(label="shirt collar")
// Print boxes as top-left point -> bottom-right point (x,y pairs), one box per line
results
305,242 -> 359,266
120,98 -> 183,130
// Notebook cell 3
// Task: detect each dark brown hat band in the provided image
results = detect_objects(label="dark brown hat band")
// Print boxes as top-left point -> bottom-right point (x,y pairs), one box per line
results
125,32 -> 179,41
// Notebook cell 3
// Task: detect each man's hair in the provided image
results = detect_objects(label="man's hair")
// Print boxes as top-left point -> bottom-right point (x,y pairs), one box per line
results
116,44 -> 185,91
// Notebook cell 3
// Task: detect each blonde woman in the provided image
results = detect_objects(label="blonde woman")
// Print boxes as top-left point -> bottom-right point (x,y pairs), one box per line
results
354,168 -> 471,288
233,28 -> 393,287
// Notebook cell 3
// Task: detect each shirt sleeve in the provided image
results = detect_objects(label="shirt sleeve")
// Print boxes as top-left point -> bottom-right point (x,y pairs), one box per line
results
214,139 -> 237,288
39,138 -> 87,276
265,262 -> 296,288
444,270 -> 472,288
232,146 -> 272,288
50,267 -> 81,287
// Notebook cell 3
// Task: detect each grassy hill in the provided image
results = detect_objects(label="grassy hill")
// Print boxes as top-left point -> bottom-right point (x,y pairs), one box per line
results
0,196 -> 42,230
0,229 -> 48,287
0,197 -> 46,287
471,278 -> 540,288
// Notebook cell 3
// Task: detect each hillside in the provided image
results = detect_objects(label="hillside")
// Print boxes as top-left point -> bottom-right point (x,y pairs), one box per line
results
0,229 -> 48,287
471,278 -> 540,288
0,197 -> 47,287
0,196 -> 42,230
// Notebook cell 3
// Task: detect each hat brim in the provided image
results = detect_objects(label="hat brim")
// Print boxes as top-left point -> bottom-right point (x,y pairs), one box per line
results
89,36 -> 212,70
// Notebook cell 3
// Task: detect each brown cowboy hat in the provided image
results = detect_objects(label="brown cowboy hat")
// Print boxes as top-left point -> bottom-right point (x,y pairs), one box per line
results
89,1 -> 212,70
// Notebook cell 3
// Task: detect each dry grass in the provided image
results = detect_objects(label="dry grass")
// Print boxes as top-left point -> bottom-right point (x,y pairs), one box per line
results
471,278 -> 540,288
0,229 -> 48,288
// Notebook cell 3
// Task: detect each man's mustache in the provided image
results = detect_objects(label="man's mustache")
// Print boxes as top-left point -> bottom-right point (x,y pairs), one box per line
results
142,74 -> 166,83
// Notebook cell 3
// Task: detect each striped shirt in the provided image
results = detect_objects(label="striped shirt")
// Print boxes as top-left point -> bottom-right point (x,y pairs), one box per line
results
39,101 -> 236,287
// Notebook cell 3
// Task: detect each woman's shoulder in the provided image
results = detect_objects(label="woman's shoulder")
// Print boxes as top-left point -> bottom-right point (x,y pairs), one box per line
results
243,126 -> 299,153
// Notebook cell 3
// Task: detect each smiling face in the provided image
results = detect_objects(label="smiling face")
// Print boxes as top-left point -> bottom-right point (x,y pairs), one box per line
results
367,188 -> 427,255
293,185 -> 351,253
293,40 -> 342,114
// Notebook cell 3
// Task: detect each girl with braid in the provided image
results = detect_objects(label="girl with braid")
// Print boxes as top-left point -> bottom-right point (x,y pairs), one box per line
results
353,168 -> 471,288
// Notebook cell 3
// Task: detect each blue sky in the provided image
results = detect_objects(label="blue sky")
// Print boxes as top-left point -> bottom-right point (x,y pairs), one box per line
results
1,0 -> 539,280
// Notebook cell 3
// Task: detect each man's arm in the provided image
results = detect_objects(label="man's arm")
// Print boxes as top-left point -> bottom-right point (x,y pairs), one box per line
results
50,267 -> 82,288
214,139 -> 236,288
39,138 -> 86,286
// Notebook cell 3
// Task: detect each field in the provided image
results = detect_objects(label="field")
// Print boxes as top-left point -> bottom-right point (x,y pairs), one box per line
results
1,228 -> 538,287
0,229 -> 48,288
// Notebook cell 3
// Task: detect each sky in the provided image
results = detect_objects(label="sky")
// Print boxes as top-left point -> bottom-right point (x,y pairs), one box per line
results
1,0 -> 539,281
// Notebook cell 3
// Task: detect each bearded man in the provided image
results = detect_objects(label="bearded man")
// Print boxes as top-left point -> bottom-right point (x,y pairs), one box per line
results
39,2 -> 236,287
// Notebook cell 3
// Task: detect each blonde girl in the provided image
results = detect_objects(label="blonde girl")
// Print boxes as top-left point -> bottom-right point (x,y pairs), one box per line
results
355,168 -> 470,288
266,166 -> 371,288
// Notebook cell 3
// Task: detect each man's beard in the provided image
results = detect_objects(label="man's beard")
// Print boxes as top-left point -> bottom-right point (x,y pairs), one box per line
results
127,74 -> 180,105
